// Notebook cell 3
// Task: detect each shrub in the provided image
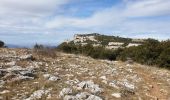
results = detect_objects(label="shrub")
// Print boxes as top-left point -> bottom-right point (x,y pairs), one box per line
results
0,40 -> 4,47
57,39 -> 170,69
57,42 -> 122,60
118,40 -> 170,68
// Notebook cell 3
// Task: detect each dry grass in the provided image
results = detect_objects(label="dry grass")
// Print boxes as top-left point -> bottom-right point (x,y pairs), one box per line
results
33,47 -> 57,59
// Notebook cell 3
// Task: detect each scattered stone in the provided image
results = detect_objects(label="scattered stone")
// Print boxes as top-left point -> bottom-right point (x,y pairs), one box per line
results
76,80 -> 103,94
59,88 -> 73,98
63,95 -> 77,100
20,54 -> 33,60
5,61 -> 16,66
76,92 -> 90,99
0,48 -> 170,100
86,95 -> 103,100
149,85 -> 154,88
7,66 -> 23,71
121,79 -> 135,90
43,74 -> 60,81
112,93 -> 121,98
43,74 -> 51,79
109,80 -> 119,89
100,76 -> 107,80
65,79 -> 79,86
26,89 -> 50,100
48,76 -> 60,81
0,90 -> 10,94
101,80 -> 107,84
12,75 -> 34,82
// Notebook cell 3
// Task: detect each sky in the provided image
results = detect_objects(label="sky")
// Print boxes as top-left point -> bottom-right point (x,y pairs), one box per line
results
0,0 -> 170,46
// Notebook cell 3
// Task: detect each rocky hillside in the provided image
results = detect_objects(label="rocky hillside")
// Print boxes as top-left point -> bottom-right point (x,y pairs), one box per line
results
0,48 -> 170,100
66,33 -> 144,49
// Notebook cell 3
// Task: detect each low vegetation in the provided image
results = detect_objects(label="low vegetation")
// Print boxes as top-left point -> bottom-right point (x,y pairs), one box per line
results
57,39 -> 170,69
57,42 -> 122,60
0,40 -> 4,47
33,44 -> 57,58
95,34 -> 132,46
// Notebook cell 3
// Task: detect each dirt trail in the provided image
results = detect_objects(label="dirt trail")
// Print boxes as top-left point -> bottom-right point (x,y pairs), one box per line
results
135,66 -> 168,100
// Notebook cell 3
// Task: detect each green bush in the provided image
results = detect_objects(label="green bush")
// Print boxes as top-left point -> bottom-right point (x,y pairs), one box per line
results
0,40 -> 4,47
118,39 -> 170,68
57,42 -> 121,60
57,39 -> 170,69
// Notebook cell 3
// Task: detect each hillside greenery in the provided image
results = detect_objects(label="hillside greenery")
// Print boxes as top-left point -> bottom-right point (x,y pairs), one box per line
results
57,42 -> 122,60
95,35 -> 132,46
74,33 -> 144,46
57,38 -> 170,69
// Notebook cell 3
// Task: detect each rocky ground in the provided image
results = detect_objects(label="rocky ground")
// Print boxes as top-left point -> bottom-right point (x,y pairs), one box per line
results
0,48 -> 170,100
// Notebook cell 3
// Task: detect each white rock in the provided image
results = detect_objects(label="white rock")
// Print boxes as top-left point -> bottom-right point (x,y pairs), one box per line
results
123,81 -> 135,90
101,80 -> 107,84
63,95 -> 77,100
86,95 -> 103,100
76,92 -> 90,99
7,66 -> 23,71
77,80 -> 103,94
100,76 -> 107,80
48,76 -> 60,81
65,79 -> 79,86
19,68 -> 35,77
112,93 -> 121,98
17,75 -> 34,80
0,90 -> 10,94
26,89 -> 50,100
20,54 -> 33,60
43,74 -> 51,79
120,79 -> 135,90
43,74 -> 60,81
59,88 -> 73,98
109,81 -> 119,89
5,61 -> 16,66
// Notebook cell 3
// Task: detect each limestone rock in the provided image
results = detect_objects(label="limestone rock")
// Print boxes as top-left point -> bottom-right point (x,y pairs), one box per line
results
59,88 -> 73,98
112,93 -> 121,98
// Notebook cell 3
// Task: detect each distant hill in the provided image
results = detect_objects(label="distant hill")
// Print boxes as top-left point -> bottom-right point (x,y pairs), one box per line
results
57,33 -> 170,69
64,33 -> 145,50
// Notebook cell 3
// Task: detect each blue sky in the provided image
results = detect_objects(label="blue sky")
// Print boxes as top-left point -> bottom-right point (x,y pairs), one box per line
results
0,0 -> 170,46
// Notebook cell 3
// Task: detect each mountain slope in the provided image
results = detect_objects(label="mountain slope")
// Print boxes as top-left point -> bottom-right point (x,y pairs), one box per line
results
65,33 -> 144,49
0,48 -> 170,99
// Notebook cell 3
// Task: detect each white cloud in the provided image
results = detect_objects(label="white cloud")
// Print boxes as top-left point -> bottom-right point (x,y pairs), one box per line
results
46,6 -> 124,30
0,0 -> 69,16
0,0 -> 70,34
45,0 -> 170,40
0,0 -> 170,46
124,0 -> 170,17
